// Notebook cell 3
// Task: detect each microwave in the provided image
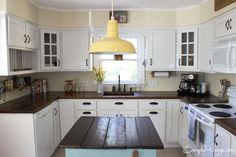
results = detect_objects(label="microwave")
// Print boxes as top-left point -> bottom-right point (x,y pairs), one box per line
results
212,37 -> 236,73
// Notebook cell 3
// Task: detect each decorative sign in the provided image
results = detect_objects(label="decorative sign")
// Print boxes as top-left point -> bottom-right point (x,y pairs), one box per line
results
215,0 -> 236,11
109,11 -> 128,23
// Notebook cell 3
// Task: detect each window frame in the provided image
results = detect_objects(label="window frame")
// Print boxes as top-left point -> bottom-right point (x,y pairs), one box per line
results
93,29 -> 146,85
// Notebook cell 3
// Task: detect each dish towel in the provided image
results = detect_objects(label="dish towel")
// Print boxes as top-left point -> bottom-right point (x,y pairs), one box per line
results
188,112 -> 197,141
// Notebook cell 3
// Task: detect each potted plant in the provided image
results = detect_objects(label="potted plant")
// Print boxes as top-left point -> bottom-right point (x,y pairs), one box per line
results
93,66 -> 106,93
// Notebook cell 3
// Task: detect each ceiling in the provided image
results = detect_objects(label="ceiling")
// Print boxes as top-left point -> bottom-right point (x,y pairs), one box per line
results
29,0 -> 206,10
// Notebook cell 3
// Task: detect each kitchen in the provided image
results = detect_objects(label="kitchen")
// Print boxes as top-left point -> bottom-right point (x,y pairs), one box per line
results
1,0 -> 236,157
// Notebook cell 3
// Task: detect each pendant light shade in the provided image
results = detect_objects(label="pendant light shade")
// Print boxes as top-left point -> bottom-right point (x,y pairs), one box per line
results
89,0 -> 136,54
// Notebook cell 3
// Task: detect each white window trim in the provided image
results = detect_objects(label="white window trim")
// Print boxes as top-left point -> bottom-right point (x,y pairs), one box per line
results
93,29 -> 146,85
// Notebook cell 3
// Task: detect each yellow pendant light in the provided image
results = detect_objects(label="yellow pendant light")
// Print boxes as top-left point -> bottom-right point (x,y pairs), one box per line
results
89,0 -> 136,54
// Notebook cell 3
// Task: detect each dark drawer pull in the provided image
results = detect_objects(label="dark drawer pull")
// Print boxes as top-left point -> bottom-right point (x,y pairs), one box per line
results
114,102 -> 124,105
82,102 -> 91,105
149,111 -> 158,115
149,102 -> 158,105
82,111 -> 92,115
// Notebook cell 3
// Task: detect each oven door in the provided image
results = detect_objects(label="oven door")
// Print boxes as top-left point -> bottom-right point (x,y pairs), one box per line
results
188,109 -> 216,157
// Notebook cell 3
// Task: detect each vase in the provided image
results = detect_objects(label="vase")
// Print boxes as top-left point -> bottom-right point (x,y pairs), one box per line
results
97,81 -> 103,93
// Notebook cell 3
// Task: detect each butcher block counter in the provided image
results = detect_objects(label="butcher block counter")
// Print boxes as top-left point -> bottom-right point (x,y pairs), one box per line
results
0,91 -> 222,113
60,116 -> 163,157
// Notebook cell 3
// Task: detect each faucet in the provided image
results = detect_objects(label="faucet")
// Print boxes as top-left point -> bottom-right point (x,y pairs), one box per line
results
118,75 -> 121,92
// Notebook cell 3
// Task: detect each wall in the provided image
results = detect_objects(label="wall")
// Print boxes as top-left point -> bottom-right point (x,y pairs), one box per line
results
31,72 -> 182,92
6,0 -> 39,24
0,0 -> 6,12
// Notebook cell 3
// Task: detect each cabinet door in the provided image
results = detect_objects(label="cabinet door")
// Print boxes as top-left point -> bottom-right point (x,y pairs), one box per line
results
41,29 -> 60,71
75,110 -> 96,121
178,103 -> 184,148
25,23 -> 38,49
62,30 -> 90,71
53,102 -> 61,149
59,100 -> 75,139
231,137 -> 236,157
215,125 -> 231,157
97,111 -> 119,117
139,110 -> 166,142
166,100 -> 179,143
215,12 -> 236,38
177,28 -> 198,71
199,21 -> 214,73
120,111 -> 138,117
146,30 -> 176,71
8,16 -> 26,48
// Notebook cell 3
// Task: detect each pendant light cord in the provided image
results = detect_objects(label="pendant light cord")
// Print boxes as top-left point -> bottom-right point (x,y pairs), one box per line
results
111,0 -> 114,20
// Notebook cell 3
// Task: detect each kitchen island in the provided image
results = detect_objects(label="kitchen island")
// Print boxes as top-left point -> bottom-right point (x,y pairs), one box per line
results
60,116 -> 164,157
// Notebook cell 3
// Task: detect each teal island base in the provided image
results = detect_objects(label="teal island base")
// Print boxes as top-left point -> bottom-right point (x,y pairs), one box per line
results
65,148 -> 157,157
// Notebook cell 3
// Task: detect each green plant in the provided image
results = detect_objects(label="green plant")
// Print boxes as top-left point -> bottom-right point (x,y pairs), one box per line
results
93,66 -> 106,82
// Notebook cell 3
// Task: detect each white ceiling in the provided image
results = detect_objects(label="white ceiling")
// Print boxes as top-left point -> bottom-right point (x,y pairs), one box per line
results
29,0 -> 206,10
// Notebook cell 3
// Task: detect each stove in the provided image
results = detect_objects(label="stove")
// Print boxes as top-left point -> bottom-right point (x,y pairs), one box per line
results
189,86 -> 236,123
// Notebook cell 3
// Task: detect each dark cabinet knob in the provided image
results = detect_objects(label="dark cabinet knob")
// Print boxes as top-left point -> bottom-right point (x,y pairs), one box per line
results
82,102 -> 91,105
149,102 -> 158,105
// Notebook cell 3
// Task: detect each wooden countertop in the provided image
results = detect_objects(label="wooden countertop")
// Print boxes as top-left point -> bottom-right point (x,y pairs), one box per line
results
216,118 -> 236,136
0,91 -> 222,113
60,116 -> 164,149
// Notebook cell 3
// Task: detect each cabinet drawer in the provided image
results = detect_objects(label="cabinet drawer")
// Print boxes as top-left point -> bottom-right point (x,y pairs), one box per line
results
74,100 -> 96,110
139,100 -> 166,110
97,100 -> 138,110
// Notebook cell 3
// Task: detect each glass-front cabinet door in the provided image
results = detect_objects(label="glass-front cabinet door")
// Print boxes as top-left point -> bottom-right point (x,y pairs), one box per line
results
41,29 -> 60,71
177,28 -> 198,71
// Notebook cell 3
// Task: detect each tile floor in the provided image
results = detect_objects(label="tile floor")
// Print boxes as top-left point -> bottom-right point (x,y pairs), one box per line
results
52,147 -> 187,157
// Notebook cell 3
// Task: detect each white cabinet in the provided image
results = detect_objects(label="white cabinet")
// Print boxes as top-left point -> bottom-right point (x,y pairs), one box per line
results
53,101 -> 61,149
8,16 -> 38,50
97,100 -> 138,117
62,29 -> 91,71
138,99 -> 166,142
199,20 -> 214,73
41,29 -> 61,71
178,102 -> 189,148
165,100 -> 179,143
215,11 -> 236,38
146,30 -> 176,71
177,28 -> 198,71
231,137 -> 236,157
74,100 -> 97,121
215,125 -> 231,157
35,105 -> 54,157
59,100 -> 75,139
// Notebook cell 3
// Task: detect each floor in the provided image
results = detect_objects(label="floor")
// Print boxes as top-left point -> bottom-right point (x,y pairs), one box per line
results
52,147 -> 187,157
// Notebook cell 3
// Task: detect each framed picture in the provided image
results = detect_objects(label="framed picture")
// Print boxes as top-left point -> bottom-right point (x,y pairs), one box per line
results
109,11 -> 128,23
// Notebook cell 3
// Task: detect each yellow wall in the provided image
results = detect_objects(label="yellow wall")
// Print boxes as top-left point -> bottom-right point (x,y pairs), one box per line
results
6,0 -> 39,24
0,0 -> 6,12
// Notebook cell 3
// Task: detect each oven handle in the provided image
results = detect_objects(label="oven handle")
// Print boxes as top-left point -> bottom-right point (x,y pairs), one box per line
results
188,109 -> 214,128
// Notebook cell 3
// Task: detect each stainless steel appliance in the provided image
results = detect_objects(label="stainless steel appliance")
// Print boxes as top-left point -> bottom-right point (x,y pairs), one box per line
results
187,86 -> 236,157
178,74 -> 197,95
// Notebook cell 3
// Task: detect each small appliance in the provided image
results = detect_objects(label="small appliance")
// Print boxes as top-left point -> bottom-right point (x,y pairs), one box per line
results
178,74 -> 197,95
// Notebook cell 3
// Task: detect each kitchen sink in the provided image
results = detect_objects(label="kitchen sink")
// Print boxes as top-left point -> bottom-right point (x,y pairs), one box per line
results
103,91 -> 134,96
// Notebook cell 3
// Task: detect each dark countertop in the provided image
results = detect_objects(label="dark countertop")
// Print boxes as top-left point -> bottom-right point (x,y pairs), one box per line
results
216,118 -> 236,136
60,116 -> 164,149
0,91 -> 222,113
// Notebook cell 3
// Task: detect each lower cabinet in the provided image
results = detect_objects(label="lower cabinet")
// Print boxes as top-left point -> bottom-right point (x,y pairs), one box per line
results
53,101 -> 61,150
139,110 -> 166,142
178,102 -> 189,149
165,100 -> 179,143
35,105 -> 54,157
215,125 -> 231,157
59,100 -> 75,139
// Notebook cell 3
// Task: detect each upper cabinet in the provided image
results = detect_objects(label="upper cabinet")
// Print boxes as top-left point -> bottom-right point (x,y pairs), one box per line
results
61,29 -> 91,71
146,29 -> 176,71
215,11 -> 236,38
199,20 -> 214,73
41,29 -> 61,71
177,28 -> 198,71
8,16 -> 38,50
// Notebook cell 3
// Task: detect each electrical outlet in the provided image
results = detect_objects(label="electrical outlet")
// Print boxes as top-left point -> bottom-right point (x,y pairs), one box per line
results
148,80 -> 158,87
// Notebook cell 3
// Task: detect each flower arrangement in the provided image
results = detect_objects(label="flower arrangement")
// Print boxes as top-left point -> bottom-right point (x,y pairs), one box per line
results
92,66 -> 106,82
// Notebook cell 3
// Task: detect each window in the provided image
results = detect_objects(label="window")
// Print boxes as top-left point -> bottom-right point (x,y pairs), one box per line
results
94,33 -> 145,84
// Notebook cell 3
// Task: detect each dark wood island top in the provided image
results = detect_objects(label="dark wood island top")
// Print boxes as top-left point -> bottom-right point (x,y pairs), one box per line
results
60,116 -> 164,149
